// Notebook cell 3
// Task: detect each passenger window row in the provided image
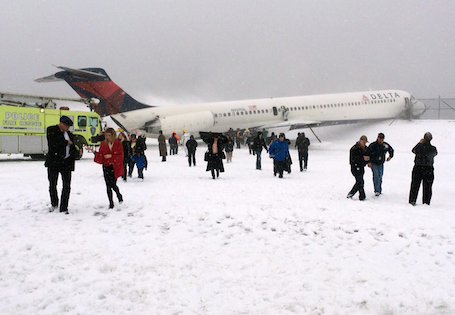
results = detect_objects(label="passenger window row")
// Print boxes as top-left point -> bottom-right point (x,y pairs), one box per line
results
214,98 -> 396,118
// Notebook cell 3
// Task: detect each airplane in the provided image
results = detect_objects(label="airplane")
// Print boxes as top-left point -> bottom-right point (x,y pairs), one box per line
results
35,66 -> 427,138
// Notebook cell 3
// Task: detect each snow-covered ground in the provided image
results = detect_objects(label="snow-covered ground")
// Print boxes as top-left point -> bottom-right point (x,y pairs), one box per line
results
1,120 -> 454,314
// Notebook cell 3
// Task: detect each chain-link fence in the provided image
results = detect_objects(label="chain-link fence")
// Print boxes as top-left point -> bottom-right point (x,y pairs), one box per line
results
419,98 -> 455,119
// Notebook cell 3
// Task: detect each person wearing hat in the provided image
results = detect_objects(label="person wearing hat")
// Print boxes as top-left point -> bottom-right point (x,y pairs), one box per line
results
347,135 -> 370,200
409,132 -> 438,206
365,132 -> 394,196
45,115 -> 78,214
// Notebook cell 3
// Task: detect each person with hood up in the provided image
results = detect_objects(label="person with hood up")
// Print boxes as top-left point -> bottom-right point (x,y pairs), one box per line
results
409,132 -> 438,206
295,132 -> 310,171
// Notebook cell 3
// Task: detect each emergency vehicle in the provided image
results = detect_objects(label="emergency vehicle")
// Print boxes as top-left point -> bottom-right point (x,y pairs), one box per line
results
0,92 -> 102,159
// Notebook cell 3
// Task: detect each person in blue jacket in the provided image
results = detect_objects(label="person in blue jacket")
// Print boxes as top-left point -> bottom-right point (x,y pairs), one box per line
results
365,132 -> 394,196
268,133 -> 290,178
130,152 -> 145,180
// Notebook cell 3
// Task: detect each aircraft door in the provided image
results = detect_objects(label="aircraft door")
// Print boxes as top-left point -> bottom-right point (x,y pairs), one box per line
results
272,107 -> 278,116
404,97 -> 411,119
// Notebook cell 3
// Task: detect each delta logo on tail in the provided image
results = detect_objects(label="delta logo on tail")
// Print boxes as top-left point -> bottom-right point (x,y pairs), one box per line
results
35,67 -> 150,116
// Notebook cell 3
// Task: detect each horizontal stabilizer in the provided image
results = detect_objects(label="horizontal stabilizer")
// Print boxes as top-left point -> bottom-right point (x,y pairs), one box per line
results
35,66 -> 107,83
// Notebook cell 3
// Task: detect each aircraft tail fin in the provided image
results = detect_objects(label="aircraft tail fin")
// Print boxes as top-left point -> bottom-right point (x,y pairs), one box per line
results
35,66 -> 151,117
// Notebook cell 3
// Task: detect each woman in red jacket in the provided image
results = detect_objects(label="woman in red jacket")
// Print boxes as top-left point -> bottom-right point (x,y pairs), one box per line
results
87,128 -> 124,208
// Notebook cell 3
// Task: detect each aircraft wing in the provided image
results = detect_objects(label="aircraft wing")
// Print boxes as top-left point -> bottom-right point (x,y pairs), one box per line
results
259,118 -> 389,131
258,120 -> 322,131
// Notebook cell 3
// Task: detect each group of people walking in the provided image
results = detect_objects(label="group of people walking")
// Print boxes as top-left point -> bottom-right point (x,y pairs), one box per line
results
347,132 -> 437,206
45,118 -> 436,213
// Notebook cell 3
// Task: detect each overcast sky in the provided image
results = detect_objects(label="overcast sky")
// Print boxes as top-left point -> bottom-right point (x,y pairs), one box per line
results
1,1 -> 454,106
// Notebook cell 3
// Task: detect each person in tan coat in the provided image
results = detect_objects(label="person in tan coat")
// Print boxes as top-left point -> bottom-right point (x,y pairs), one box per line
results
158,130 -> 167,162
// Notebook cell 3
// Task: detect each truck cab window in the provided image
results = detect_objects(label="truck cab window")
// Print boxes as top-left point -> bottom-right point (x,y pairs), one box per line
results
89,117 -> 98,127
78,116 -> 87,127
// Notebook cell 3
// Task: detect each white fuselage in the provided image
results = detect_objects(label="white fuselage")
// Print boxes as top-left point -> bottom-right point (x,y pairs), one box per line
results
111,90 -> 420,138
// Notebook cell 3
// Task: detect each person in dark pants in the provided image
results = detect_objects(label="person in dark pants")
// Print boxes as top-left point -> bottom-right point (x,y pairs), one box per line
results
128,134 -> 137,176
45,116 -> 79,214
87,128 -> 124,209
268,133 -> 290,178
365,132 -> 394,196
186,135 -> 198,166
118,132 -> 131,182
347,135 -> 370,200
235,128 -> 242,149
409,132 -> 438,206
295,132 -> 310,171
169,132 -> 178,155
253,132 -> 268,170
201,132 -> 228,179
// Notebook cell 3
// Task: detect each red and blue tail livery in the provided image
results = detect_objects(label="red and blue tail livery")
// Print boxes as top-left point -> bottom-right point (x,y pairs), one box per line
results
36,66 -> 150,117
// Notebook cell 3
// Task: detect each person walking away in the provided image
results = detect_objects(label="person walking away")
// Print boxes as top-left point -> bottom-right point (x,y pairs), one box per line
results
118,132 -> 131,182
295,132 -> 310,171
246,133 -> 254,154
253,131 -> 268,170
347,135 -> 370,200
158,130 -> 167,161
87,128 -> 124,209
224,136 -> 234,163
268,133 -> 290,178
45,116 -> 79,214
182,130 -> 191,157
169,132 -> 178,155
409,132 -> 437,206
186,135 -> 198,167
365,132 -> 394,196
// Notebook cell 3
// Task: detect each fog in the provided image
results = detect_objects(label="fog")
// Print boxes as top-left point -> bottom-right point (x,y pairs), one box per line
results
1,1 -> 455,105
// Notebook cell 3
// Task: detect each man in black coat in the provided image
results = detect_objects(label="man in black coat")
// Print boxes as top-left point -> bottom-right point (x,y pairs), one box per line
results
295,132 -> 310,171
252,132 -> 268,170
409,132 -> 438,206
45,116 -> 79,214
185,135 -> 198,167
347,135 -> 370,200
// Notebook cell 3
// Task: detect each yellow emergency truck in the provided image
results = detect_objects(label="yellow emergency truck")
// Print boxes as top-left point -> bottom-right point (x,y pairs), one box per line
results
0,101 -> 102,159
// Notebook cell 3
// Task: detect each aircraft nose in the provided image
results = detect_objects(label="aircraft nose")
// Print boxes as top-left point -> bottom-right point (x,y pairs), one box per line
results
411,100 -> 426,118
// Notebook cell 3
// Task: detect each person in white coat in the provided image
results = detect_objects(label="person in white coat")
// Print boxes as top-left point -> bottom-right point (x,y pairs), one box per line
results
182,129 -> 191,157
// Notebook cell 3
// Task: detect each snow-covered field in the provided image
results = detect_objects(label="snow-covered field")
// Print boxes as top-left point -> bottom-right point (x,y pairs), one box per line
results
1,120 -> 454,314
